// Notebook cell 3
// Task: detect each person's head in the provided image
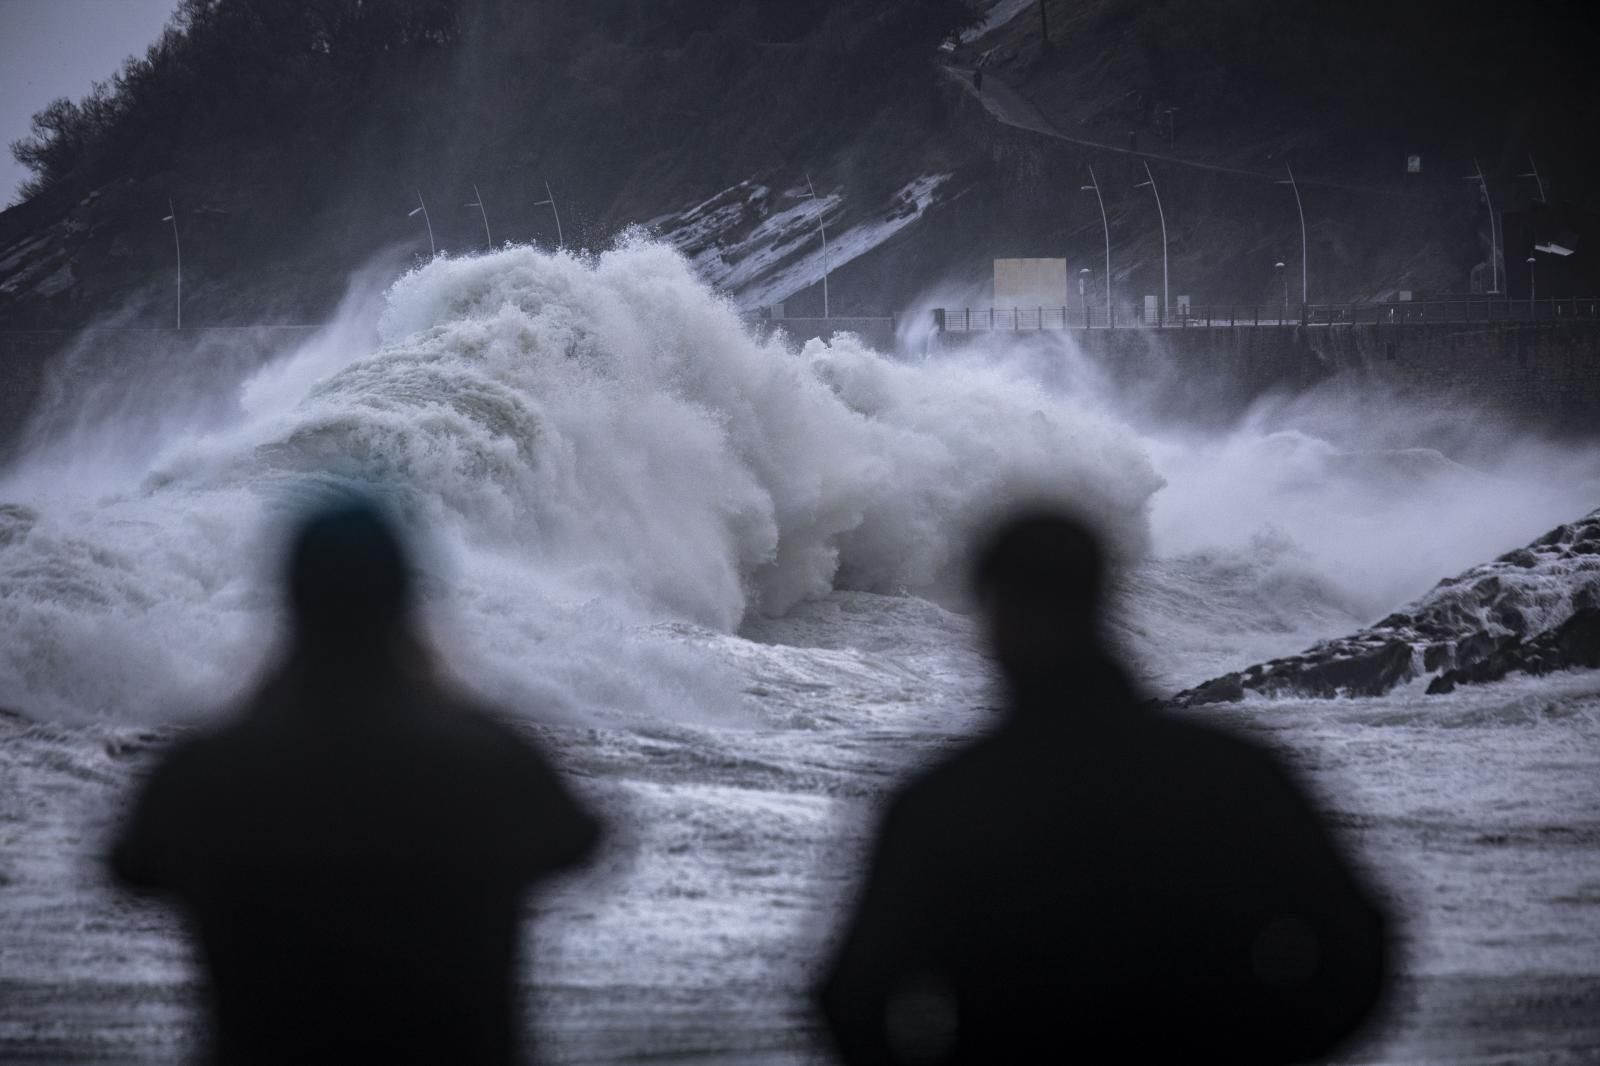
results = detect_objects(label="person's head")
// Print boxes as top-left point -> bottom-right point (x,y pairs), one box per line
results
285,496 -> 413,659
970,507 -> 1107,677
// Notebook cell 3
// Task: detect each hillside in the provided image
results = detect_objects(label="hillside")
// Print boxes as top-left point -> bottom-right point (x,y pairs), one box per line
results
1,0 -> 1594,333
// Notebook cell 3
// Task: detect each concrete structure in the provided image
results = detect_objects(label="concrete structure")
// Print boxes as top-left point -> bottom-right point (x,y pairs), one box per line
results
993,258 -> 1067,309
935,319 -> 1600,436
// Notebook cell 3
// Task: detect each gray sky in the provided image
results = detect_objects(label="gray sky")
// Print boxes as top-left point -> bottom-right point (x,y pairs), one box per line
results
0,0 -> 179,207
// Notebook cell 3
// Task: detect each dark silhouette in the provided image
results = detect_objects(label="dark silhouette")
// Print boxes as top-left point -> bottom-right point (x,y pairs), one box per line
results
971,67 -> 984,93
108,498 -> 603,1066
817,509 -> 1389,1064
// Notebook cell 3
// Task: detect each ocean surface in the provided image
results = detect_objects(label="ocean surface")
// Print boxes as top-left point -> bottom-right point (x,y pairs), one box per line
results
2,243 -> 1598,1062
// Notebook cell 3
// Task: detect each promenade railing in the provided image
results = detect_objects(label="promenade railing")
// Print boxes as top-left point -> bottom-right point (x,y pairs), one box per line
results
935,298 -> 1600,332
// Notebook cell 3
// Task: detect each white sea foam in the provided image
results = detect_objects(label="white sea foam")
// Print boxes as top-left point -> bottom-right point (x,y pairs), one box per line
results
0,239 -> 1159,721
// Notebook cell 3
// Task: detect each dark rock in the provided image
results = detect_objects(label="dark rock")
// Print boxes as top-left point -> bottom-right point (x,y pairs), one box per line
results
1536,525 -> 1574,547
1180,508 -> 1600,702
1181,673 -> 1245,705
1422,643 -> 1453,672
1550,607 -> 1600,669
1493,604 -> 1526,633
1278,639 -> 1415,698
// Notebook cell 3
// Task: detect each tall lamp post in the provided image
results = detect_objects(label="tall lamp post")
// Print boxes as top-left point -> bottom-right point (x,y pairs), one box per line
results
534,180 -> 564,248
465,184 -> 492,248
1080,165 -> 1112,326
408,190 -> 436,258
1463,159 -> 1501,294
160,198 -> 181,328
1275,260 -> 1287,322
1519,155 -> 1547,203
1134,161 -> 1168,324
1276,164 -> 1308,307
804,173 -> 831,319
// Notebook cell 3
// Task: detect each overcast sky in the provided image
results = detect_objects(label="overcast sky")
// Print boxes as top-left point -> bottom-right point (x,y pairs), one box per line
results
0,0 -> 179,207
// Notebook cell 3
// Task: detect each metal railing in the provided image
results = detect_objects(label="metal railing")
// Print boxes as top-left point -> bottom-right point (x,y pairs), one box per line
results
1303,298 -> 1600,325
935,298 -> 1600,332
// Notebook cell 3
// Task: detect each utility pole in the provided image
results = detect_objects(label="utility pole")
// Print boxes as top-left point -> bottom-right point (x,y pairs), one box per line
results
1080,165 -> 1112,326
408,190 -> 436,258
1039,0 -> 1048,45
1134,161 -> 1168,324
534,180 -> 563,248
465,183 -> 492,248
805,173 -> 831,319
1275,163 -> 1308,305
160,198 -> 181,328
1463,159 -> 1501,294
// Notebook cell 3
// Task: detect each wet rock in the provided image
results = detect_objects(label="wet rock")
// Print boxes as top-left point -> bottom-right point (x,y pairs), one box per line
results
1422,643 -> 1453,672
1180,506 -> 1600,702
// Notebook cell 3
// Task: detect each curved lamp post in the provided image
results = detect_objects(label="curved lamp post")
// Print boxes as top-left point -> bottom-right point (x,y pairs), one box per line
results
160,198 -> 181,328
1463,160 -> 1501,294
1080,165 -> 1112,326
534,180 -> 564,249
1275,164 -> 1308,306
1134,161 -> 1168,324
804,173 -> 831,319
408,190 -> 436,258
465,184 -> 492,248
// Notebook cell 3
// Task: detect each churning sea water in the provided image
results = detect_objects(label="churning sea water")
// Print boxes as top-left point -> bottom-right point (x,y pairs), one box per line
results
1,242 -> 1597,1062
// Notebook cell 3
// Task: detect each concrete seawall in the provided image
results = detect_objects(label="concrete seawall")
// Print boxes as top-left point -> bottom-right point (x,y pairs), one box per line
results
950,321 -> 1600,436
4,319 -> 1596,468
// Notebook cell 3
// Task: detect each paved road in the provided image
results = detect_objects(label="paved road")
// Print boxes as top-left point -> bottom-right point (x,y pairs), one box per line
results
941,66 -> 1407,196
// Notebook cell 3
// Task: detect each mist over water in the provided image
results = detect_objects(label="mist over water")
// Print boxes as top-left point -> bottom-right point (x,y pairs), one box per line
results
1,239 -> 1596,723
5,240 -> 1600,1065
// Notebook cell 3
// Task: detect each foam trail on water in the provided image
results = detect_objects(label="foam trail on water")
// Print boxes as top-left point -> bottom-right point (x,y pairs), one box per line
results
0,239 -> 1160,721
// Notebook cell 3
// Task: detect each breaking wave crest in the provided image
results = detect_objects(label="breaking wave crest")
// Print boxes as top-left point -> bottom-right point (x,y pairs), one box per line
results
0,240 -> 1160,720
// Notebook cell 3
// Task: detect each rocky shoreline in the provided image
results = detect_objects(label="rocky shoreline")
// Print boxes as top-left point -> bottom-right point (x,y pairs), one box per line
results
1179,509 -> 1600,704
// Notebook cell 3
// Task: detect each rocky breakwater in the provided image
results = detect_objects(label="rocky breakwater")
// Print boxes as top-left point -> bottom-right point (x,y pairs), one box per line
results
1178,509 -> 1600,704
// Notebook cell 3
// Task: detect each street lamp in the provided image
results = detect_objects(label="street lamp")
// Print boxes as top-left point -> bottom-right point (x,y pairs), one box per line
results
1134,161 -> 1168,324
1275,164 -> 1308,307
804,173 -> 831,319
534,180 -> 564,249
1080,165 -> 1112,326
1078,267 -> 1091,326
1463,159 -> 1501,294
1275,260 -> 1286,321
1518,155 -> 1547,203
408,190 -> 436,258
464,183 -> 492,248
1527,255 -> 1536,315
159,198 -> 181,328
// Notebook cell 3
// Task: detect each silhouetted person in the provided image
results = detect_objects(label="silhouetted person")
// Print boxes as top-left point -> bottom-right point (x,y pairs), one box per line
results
817,509 -> 1389,1064
109,498 -> 602,1065
971,67 -> 984,93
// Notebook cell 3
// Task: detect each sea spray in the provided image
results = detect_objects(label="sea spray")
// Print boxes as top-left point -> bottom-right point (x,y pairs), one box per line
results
0,239 -> 1160,721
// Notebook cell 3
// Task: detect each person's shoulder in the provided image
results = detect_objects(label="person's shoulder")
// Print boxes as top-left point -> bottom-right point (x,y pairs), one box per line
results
417,688 -> 561,773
